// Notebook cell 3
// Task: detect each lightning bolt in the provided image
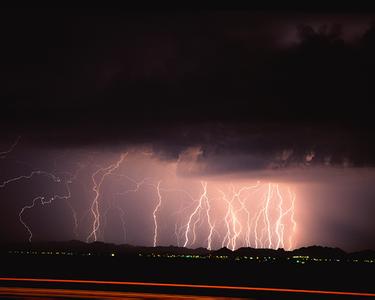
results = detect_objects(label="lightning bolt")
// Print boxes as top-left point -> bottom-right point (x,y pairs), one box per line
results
0,136 -> 21,159
153,181 -> 162,247
183,181 -> 213,249
160,186 -> 197,247
64,199 -> 79,239
220,189 -> 232,249
1,150 -> 90,242
288,187 -> 297,250
114,175 -> 158,244
17,169 -> 82,242
205,187 -> 214,250
87,153 -> 128,242
19,196 -> 45,242
218,183 -> 261,250
275,184 -> 296,250
265,183 -> 273,248
0,171 -> 60,188
182,181 -> 202,248
59,164 -> 85,239
254,202 -> 264,248
116,205 -> 127,244
1,169 -> 61,242
231,182 -> 261,249
116,176 -> 154,195
275,184 -> 284,249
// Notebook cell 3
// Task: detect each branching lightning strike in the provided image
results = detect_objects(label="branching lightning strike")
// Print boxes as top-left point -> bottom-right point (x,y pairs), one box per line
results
87,153 -> 128,242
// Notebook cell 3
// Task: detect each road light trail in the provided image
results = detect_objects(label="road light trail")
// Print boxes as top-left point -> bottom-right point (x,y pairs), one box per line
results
0,278 -> 374,297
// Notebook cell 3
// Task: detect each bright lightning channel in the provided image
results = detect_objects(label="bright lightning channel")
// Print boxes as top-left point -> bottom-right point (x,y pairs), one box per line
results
87,153 -> 128,242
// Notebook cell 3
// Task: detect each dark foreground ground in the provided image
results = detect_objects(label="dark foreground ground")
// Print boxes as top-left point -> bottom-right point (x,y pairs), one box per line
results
0,254 -> 374,299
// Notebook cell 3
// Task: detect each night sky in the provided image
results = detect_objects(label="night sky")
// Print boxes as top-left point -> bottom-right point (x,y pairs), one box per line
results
1,7 -> 375,251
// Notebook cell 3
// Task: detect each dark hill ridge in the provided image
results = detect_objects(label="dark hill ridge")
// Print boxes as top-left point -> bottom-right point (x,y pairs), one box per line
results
235,247 -> 286,258
212,246 -> 232,257
1,241 -> 375,260
348,249 -> 375,260
291,245 -> 347,258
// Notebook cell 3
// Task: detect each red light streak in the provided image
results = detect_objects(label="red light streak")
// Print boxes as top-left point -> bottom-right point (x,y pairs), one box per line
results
0,277 -> 374,297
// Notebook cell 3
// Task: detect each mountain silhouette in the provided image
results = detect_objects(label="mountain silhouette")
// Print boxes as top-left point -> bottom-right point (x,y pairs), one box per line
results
2,241 -> 374,261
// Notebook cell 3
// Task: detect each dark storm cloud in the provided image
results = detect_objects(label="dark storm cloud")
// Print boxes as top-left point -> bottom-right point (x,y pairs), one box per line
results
1,9 -> 375,170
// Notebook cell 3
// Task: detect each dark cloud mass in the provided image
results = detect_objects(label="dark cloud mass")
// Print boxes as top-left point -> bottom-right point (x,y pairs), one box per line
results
1,8 -> 375,250
1,9 -> 375,163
